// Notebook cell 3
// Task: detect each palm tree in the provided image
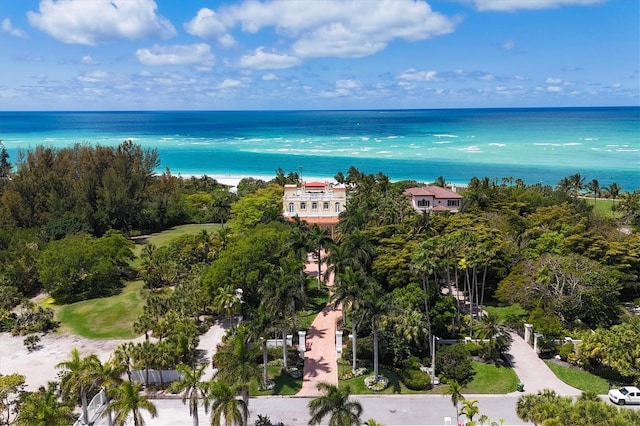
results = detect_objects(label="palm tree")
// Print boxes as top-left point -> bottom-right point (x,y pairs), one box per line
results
106,381 -> 157,426
587,178 -> 601,210
98,358 -> 126,426
263,260 -> 307,370
604,182 -> 621,208
330,267 -> 369,374
358,283 -> 388,382
364,420 -> 384,426
342,230 -> 374,272
14,382 -> 74,426
213,326 -> 261,403
324,242 -> 357,282
113,342 -> 135,382
168,363 -> 209,426
55,347 -> 102,425
308,382 -> 363,426
206,381 -> 248,426
473,312 -> 512,360
444,380 -> 465,426
246,302 -> 278,389
569,173 -> 585,197
309,224 -> 333,289
459,399 -> 480,424
556,177 -> 572,195
213,284 -> 240,324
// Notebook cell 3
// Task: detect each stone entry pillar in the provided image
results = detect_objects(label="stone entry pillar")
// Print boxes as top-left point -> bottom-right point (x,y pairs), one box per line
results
336,330 -> 343,358
524,323 -> 533,346
298,331 -> 306,354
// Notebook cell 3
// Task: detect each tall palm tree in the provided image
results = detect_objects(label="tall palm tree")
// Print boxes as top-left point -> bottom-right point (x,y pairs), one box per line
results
324,242 -> 357,282
55,347 -> 102,425
205,381 -> 248,426
213,326 -> 261,403
569,173 -> 585,197
309,224 -> 333,289
342,230 -> 374,272
168,363 -> 209,426
358,284 -> 388,382
444,380 -> 465,426
308,382 -> 363,426
604,182 -> 621,208
98,358 -> 126,426
263,260 -> 307,370
246,302 -> 278,389
106,381 -> 157,426
14,382 -> 74,426
330,267 -> 369,374
556,177 -> 572,195
587,178 -> 601,210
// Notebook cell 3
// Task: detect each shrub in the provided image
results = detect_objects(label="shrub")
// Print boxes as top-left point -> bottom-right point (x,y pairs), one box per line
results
23,334 -> 42,352
400,368 -> 431,390
558,342 -> 574,361
436,343 -> 474,385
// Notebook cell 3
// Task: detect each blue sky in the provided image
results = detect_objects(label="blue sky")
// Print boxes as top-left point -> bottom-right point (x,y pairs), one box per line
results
0,0 -> 638,110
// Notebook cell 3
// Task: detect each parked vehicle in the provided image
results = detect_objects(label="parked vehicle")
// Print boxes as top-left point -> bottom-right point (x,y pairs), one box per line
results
608,386 -> 640,405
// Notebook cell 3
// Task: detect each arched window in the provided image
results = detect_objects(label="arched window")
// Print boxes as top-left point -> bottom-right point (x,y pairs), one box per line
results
334,202 -> 341,213
288,202 -> 295,213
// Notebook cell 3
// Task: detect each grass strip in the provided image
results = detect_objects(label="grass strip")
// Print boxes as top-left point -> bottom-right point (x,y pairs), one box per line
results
544,360 -> 610,394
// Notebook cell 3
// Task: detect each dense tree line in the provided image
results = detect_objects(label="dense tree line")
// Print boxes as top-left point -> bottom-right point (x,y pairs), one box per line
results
1,139 -> 640,423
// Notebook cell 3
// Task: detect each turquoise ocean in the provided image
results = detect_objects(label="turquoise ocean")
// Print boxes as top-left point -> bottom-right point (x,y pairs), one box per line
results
0,107 -> 638,190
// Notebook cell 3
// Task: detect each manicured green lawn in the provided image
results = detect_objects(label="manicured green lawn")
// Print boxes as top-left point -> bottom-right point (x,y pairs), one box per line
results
131,223 -> 222,259
339,367 -> 422,395
583,198 -> 621,218
54,281 -> 145,339
462,361 -> 519,394
544,361 -> 611,394
250,366 -> 302,396
484,304 -> 527,322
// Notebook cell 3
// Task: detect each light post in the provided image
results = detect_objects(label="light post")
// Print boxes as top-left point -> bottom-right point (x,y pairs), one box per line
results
431,335 -> 439,385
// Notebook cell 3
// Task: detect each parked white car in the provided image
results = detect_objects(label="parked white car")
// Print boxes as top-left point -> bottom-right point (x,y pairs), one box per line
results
608,386 -> 640,405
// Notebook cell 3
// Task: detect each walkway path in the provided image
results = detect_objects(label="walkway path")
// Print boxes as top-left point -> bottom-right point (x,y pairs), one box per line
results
506,331 -> 581,396
296,258 -> 342,396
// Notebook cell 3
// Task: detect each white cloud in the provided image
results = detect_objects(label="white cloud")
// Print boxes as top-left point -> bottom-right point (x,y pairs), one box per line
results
76,70 -> 110,83
80,55 -> 98,65
336,79 -> 362,90
184,8 -> 236,48
546,77 -> 563,84
136,43 -> 214,66
262,73 -> 278,81
397,68 -> 442,82
502,40 -> 516,50
547,85 -> 563,92
217,79 -> 243,90
471,0 -> 606,12
238,47 -> 301,69
27,0 -> 176,46
190,0 -> 456,59
2,18 -> 29,38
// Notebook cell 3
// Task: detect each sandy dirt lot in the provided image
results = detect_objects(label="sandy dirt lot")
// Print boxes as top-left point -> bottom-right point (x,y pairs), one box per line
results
0,320 -> 229,392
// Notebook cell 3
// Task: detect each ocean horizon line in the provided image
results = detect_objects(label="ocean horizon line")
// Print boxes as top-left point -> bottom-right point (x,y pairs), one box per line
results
1,105 -> 639,114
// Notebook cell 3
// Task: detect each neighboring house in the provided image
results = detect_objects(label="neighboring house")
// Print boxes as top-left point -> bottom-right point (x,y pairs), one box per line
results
404,185 -> 463,213
283,181 -> 347,230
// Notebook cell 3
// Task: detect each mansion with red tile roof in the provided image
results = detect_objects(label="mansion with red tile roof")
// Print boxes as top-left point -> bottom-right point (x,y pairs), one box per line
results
404,185 -> 463,213
283,181 -> 347,227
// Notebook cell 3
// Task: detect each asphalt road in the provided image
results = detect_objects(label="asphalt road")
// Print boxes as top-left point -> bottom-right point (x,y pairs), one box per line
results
96,394 -> 525,425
